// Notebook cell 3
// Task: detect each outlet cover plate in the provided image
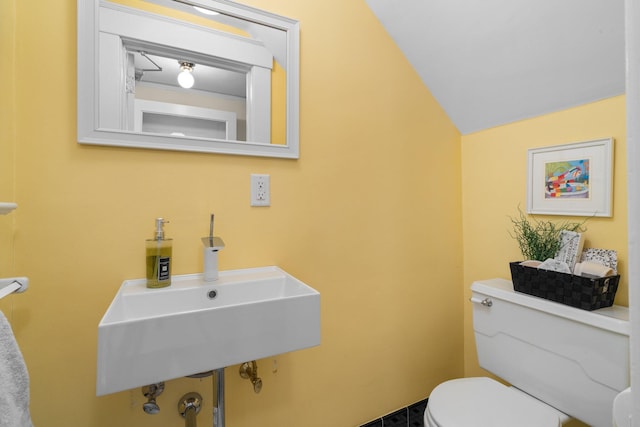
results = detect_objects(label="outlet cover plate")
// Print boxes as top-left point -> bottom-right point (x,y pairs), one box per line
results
251,174 -> 270,206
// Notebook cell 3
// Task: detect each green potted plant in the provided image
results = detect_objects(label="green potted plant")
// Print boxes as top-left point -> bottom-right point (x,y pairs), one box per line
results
509,208 -> 586,261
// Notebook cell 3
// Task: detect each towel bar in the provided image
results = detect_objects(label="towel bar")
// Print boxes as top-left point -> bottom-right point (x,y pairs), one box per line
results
0,202 -> 17,215
0,277 -> 29,300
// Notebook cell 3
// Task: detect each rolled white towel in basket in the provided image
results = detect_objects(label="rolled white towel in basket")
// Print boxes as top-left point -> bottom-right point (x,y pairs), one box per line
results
0,310 -> 33,427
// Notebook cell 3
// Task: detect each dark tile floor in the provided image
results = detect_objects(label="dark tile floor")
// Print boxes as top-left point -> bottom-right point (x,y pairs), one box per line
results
360,399 -> 428,427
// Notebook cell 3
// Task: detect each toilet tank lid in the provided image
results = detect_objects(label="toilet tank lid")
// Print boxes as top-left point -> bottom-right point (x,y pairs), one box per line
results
471,278 -> 629,336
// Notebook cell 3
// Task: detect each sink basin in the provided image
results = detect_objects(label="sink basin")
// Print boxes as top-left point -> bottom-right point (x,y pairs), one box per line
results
96,266 -> 320,396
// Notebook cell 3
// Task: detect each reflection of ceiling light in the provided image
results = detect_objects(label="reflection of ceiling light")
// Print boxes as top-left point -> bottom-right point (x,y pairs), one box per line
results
177,61 -> 195,89
193,6 -> 219,16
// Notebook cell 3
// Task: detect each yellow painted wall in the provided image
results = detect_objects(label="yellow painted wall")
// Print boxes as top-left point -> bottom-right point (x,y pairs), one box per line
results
461,95 -> 628,378
3,1 -> 463,426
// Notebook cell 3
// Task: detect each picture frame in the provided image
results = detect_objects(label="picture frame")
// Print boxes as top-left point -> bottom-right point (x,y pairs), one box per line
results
526,138 -> 614,217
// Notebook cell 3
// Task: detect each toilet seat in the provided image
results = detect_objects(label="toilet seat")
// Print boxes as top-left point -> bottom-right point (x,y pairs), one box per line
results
425,377 -> 563,427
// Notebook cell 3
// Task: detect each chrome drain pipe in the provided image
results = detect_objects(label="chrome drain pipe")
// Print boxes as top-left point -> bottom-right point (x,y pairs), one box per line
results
214,368 -> 225,427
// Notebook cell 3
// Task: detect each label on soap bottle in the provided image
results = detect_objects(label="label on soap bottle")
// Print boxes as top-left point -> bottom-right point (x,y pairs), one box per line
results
146,240 -> 172,288
158,257 -> 171,282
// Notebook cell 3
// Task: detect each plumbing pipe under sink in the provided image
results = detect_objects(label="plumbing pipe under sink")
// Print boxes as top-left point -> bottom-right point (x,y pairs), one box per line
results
186,368 -> 226,427
178,392 -> 202,427
214,368 -> 225,427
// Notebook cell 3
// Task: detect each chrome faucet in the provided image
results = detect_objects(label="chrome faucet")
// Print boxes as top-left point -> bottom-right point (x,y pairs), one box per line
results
202,213 -> 225,281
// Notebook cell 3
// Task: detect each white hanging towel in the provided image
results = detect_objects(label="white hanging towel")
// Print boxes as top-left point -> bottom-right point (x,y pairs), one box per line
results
0,311 -> 33,427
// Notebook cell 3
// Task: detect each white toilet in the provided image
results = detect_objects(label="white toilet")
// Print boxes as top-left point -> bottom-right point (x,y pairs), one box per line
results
425,278 -> 630,427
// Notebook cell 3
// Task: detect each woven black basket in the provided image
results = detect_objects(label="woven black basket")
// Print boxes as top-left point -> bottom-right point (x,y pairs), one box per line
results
509,262 -> 619,311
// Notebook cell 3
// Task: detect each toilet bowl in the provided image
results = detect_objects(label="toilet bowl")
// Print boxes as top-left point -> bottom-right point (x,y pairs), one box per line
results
424,377 -> 569,427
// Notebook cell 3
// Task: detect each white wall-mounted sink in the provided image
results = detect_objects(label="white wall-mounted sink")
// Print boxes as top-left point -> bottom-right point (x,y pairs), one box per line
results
96,266 -> 320,396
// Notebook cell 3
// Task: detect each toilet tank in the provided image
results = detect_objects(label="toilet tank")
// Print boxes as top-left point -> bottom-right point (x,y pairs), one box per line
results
472,278 -> 629,427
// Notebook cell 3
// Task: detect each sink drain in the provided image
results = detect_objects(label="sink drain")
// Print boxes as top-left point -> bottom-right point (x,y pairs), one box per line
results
207,290 -> 218,299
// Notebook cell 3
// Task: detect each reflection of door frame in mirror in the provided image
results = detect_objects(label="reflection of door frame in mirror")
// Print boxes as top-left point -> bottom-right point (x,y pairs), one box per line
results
77,0 -> 300,158
134,99 -> 238,140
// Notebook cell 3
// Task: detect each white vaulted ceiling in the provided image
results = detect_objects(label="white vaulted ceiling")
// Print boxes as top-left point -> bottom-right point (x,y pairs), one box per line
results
365,0 -> 625,134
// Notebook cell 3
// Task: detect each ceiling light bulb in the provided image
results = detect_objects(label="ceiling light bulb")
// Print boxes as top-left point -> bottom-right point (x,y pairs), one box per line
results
177,62 -> 195,89
178,70 -> 194,89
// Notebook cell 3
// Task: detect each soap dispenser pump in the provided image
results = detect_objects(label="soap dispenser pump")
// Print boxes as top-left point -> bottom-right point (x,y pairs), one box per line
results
146,218 -> 172,288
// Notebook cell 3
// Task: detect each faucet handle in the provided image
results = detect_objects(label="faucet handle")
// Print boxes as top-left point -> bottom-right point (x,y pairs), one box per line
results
142,382 -> 164,414
239,361 -> 262,393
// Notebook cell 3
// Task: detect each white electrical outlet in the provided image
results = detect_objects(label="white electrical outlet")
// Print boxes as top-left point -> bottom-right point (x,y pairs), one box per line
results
250,174 -> 270,206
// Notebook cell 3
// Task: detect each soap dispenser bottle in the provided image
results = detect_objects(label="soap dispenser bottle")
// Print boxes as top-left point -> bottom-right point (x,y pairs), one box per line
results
146,218 -> 172,288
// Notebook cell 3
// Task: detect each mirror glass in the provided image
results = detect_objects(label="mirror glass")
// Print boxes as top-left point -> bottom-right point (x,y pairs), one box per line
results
77,0 -> 299,158
131,51 -> 247,140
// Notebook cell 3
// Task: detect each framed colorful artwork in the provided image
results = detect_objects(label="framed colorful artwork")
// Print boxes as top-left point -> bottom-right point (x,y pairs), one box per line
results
526,138 -> 614,217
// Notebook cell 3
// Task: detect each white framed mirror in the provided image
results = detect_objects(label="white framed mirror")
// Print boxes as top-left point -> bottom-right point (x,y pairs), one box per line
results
77,0 -> 299,158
